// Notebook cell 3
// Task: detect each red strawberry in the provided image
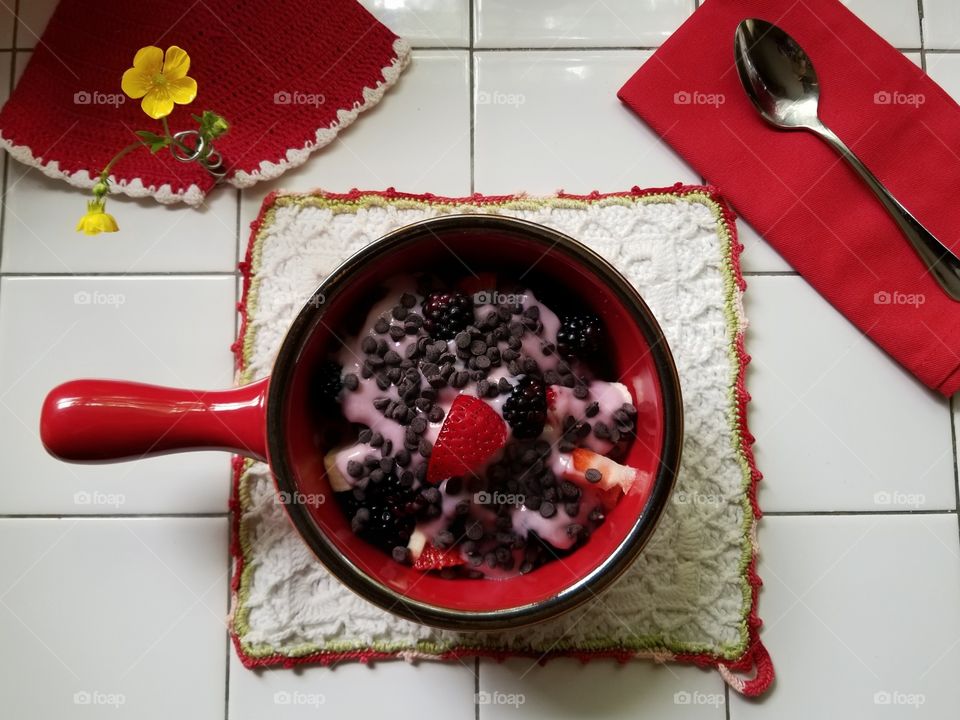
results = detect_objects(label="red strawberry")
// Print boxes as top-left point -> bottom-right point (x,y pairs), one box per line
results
413,543 -> 467,571
427,395 -> 507,484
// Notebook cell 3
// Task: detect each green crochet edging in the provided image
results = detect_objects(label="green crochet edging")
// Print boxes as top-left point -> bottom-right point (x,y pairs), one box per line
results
232,191 -> 755,663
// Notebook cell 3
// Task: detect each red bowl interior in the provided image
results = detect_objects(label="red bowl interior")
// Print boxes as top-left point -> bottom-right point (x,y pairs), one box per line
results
271,219 -> 674,618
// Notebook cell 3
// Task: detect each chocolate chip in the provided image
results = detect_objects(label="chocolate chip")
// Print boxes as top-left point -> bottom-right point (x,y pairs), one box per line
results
523,305 -> 540,320
400,292 -> 417,308
622,403 -> 638,417
388,325 -> 406,341
360,361 -> 373,379
361,336 -> 377,354
380,457 -> 395,473
368,469 -> 384,483
392,546 -> 409,563
475,355 -> 491,370
374,318 -> 390,334
466,521 -> 484,540
414,398 -> 432,413
560,373 -> 576,388
584,468 -> 602,484
523,358 -> 540,374
560,480 -> 580,500
566,523 -> 585,540
436,530 -> 455,548
564,502 -> 580,517
428,405 -> 445,423
370,432 -> 384,448
544,370 -> 561,385
346,460 -> 364,478
573,384 -> 589,399
418,438 -> 432,458
594,422 -> 611,439
390,305 -> 407,321
559,439 -> 576,453
375,374 -> 391,390
343,373 -> 359,391
585,402 -> 600,418
428,375 -> 446,389
382,440 -> 393,455
373,397 -> 390,411
477,379 -> 491,397
469,340 -> 487,356
384,350 -> 401,365
452,371 -> 469,388
410,416 -> 428,435
395,449 -> 411,468
539,501 -> 556,518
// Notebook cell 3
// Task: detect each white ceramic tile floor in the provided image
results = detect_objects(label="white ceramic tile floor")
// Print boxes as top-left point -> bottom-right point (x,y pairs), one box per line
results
922,0 -> 960,50
361,0 -> 471,47
473,0 -> 694,48
1,2 -> 958,719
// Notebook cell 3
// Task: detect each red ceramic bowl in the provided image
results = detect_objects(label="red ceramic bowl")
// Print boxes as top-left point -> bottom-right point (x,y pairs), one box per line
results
41,215 -> 683,630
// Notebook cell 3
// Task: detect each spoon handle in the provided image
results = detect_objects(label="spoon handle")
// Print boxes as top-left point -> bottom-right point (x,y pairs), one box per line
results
812,124 -> 960,301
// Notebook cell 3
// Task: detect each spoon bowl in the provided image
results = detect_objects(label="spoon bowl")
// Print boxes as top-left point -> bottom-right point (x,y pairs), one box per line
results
734,18 -> 821,130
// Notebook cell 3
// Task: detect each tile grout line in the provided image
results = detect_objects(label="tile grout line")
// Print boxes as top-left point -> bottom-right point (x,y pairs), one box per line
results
765,509 -> 957,517
950,394 -> 960,560
0,512 -> 230,519
225,186 -> 242,720
0,0 -> 17,300
470,5 -> 481,716
468,0 -> 476,196
918,0 -> 927,72
0,271 -> 239,277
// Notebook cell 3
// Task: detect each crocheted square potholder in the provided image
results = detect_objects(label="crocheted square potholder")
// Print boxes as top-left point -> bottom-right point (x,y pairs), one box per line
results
230,187 -> 773,696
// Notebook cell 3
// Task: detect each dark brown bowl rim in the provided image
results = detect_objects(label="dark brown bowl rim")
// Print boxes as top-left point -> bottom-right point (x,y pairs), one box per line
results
265,214 -> 683,631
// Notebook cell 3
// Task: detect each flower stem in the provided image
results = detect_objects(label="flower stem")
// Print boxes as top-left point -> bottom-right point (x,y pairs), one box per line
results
98,141 -> 146,182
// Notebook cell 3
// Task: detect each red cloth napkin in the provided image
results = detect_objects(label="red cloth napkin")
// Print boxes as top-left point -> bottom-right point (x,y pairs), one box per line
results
0,0 -> 409,205
618,0 -> 960,396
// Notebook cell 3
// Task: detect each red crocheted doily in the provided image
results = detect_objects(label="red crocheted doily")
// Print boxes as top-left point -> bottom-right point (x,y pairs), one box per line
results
0,0 -> 410,204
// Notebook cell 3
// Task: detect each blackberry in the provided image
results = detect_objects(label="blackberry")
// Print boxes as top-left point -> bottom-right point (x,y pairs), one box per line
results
422,291 -> 473,339
503,375 -> 548,439
336,474 -> 416,553
556,313 -> 603,360
314,359 -> 343,401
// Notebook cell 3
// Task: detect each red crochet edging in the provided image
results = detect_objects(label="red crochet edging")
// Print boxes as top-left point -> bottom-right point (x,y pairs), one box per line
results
228,185 -> 773,696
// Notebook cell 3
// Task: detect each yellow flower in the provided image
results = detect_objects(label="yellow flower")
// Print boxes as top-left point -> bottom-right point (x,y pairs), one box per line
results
76,200 -> 119,236
121,45 -> 197,120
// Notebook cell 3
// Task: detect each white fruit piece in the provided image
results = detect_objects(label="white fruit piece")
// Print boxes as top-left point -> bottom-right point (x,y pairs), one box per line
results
323,449 -> 352,492
406,525 -> 429,561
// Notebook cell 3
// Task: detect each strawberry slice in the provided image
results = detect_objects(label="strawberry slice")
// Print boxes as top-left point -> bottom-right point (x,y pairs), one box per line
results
427,395 -> 507,484
413,543 -> 467,571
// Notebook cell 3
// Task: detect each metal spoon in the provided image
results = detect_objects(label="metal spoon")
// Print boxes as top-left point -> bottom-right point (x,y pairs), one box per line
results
733,18 -> 960,301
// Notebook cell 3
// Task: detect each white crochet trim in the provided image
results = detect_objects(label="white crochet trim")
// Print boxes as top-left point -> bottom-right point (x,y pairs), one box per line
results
229,38 -> 412,189
0,38 -> 412,207
233,194 -> 754,660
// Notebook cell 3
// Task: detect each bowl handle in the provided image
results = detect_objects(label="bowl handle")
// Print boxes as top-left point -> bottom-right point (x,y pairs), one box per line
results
40,377 -> 269,463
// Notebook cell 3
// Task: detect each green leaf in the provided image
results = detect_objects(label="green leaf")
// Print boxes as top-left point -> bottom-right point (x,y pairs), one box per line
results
135,130 -> 169,154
